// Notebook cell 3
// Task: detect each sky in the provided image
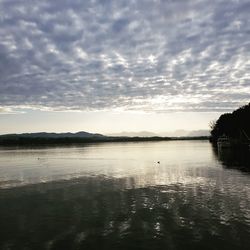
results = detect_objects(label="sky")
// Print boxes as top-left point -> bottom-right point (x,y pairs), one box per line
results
0,0 -> 250,135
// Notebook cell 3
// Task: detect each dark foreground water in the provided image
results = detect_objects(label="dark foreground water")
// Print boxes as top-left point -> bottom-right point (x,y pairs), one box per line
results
0,141 -> 249,250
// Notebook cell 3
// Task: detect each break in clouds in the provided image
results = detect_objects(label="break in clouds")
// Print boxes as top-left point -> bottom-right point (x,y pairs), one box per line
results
0,0 -> 250,113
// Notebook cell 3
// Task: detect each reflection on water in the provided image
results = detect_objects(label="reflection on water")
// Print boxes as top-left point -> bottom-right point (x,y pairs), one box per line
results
215,146 -> 250,172
0,141 -> 215,189
0,141 -> 249,250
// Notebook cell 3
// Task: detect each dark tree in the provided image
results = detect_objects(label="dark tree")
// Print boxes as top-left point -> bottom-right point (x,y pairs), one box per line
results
210,103 -> 250,142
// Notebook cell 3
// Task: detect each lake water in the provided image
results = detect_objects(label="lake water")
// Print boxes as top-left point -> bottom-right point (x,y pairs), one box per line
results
0,141 -> 249,250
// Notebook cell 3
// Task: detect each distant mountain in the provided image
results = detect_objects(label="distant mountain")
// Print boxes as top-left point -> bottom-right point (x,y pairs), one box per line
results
0,131 -> 105,139
0,130 -> 209,146
109,130 -> 209,138
187,130 -> 210,137
162,130 -> 209,137
108,131 -> 158,137
162,130 -> 188,137
0,130 -> 210,139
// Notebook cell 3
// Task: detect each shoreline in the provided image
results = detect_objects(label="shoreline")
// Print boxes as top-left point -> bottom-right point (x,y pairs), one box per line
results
0,136 -> 209,147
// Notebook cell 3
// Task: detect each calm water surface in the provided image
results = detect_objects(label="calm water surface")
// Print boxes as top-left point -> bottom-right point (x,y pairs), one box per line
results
0,141 -> 249,250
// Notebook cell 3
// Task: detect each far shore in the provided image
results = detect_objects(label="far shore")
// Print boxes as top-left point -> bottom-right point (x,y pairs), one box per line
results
0,135 -> 209,146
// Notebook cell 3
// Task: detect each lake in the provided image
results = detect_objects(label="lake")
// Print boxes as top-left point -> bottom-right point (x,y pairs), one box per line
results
0,141 -> 249,250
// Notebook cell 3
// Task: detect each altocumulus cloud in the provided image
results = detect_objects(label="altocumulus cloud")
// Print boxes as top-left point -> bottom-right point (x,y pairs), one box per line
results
0,0 -> 250,113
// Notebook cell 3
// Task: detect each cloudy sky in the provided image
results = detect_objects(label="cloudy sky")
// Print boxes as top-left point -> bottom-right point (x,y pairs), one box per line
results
0,0 -> 249,134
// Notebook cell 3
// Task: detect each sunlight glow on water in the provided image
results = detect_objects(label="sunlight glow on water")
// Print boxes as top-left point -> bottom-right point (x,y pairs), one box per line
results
0,141 -> 216,188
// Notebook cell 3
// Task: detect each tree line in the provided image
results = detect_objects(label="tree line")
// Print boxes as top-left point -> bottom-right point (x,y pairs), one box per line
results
210,103 -> 250,143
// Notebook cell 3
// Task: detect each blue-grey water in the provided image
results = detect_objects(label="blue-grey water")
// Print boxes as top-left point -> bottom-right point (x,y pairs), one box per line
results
0,141 -> 249,250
